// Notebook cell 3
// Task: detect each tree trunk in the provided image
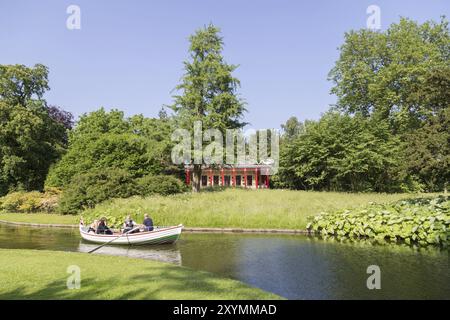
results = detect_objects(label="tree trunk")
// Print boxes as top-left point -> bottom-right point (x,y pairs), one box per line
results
192,164 -> 202,192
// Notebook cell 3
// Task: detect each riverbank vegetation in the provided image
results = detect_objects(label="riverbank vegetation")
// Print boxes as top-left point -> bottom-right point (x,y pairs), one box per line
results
0,212 -> 78,225
307,196 -> 449,247
0,249 -> 280,299
81,190 -> 419,230
0,188 -> 60,213
1,189 -> 415,229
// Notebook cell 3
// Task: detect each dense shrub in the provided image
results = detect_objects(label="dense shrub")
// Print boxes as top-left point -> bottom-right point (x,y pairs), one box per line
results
307,196 -> 450,247
136,175 -> 186,196
0,189 -> 61,213
58,168 -> 138,214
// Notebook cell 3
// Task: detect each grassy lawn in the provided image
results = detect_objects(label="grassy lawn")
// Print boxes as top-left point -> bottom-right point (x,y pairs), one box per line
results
0,212 -> 78,225
0,189 -> 421,229
82,189 -> 416,229
0,249 -> 281,300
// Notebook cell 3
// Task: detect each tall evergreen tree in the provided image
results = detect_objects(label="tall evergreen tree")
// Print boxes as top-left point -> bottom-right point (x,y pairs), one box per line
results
170,24 -> 246,192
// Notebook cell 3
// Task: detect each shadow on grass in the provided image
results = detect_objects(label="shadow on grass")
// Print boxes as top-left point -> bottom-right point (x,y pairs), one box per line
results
0,265 -> 268,300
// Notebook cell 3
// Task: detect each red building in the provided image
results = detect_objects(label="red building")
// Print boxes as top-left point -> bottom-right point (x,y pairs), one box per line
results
185,164 -> 271,189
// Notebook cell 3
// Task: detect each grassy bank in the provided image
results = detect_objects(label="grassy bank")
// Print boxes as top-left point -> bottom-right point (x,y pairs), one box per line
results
0,189 -> 418,229
0,213 -> 78,225
0,249 -> 281,299
81,189 -> 415,229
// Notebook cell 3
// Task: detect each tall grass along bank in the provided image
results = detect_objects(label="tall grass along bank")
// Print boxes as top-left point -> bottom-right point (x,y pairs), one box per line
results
81,189 -> 414,230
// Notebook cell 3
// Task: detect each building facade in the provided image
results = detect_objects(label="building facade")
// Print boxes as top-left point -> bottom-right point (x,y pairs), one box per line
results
185,164 -> 271,189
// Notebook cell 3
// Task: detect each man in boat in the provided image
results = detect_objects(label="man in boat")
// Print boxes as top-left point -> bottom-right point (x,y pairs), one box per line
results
143,213 -> 154,232
97,217 -> 113,235
123,215 -> 139,234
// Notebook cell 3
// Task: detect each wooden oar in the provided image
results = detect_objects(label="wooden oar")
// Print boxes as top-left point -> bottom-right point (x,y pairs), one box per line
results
88,226 -> 141,254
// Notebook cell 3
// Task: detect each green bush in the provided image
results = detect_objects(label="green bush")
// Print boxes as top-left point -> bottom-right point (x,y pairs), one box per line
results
136,174 -> 186,196
0,189 -> 61,213
58,168 -> 138,214
307,196 -> 450,247
1,192 -> 27,212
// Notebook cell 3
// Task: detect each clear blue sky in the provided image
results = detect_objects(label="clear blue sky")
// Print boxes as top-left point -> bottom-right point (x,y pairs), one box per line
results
0,0 -> 448,129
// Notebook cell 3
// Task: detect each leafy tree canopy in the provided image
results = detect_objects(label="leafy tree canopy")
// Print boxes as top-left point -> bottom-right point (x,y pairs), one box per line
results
329,17 -> 449,132
0,64 -> 70,195
278,113 -> 407,192
46,108 -> 176,188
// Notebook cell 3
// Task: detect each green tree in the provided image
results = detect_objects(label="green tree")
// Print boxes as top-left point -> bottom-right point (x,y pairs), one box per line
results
329,17 -> 449,132
170,24 -> 246,192
280,116 -> 304,142
278,113 -> 406,192
0,64 -> 49,106
0,64 -> 68,194
46,108 -> 175,188
58,168 -> 138,214
403,107 -> 450,191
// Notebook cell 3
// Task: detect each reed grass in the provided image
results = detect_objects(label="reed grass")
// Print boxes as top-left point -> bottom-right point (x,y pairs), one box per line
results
81,189 -> 416,230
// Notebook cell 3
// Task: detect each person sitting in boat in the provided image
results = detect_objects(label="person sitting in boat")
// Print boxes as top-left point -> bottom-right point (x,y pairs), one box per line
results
123,215 -> 138,234
88,220 -> 99,234
143,213 -> 154,232
97,217 -> 113,235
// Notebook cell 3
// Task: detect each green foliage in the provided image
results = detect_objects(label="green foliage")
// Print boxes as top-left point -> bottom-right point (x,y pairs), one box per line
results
0,64 -> 69,195
170,24 -> 247,191
403,108 -> 450,191
0,64 -> 49,106
307,196 -> 450,247
46,108 -> 176,188
80,189 -> 414,230
329,17 -> 449,131
280,116 -> 304,142
137,174 -> 187,196
277,17 -> 449,193
0,189 -> 61,213
58,168 -> 138,214
278,113 -> 408,192
58,169 -> 186,214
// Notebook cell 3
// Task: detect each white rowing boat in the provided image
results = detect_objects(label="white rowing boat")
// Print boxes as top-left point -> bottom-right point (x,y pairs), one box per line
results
79,224 -> 183,245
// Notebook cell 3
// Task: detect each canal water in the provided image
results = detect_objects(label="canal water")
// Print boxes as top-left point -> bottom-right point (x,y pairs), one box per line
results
0,224 -> 448,299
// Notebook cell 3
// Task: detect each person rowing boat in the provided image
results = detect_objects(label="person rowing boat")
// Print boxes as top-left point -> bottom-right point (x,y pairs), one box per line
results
123,215 -> 139,234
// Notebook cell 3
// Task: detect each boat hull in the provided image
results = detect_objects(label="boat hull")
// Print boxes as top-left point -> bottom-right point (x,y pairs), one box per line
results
79,224 -> 183,245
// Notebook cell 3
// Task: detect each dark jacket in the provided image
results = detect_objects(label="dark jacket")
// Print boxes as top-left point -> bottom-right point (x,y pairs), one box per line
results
97,221 -> 112,234
143,217 -> 153,231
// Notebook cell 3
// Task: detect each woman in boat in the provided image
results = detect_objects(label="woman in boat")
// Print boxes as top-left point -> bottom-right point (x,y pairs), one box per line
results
123,215 -> 138,234
97,217 -> 113,235
143,213 -> 154,232
88,220 -> 99,234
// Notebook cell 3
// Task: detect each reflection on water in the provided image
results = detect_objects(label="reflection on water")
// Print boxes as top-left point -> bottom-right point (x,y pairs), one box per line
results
77,243 -> 182,265
0,224 -> 448,299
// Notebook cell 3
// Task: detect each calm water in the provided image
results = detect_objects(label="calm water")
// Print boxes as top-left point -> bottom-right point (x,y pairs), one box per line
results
0,224 -> 448,299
